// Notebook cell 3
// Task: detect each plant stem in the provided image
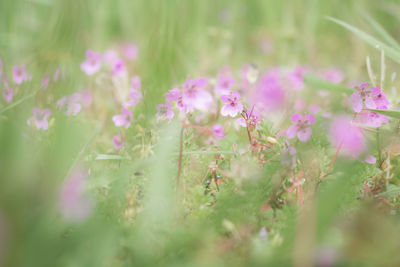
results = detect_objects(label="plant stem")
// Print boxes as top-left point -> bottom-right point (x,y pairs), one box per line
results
176,126 -> 184,192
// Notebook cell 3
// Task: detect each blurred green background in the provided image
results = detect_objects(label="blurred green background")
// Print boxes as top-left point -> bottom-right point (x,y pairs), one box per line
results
1,0 -> 400,266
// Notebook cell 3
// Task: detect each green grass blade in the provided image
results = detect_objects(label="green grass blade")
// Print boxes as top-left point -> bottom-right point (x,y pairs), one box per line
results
361,12 -> 400,51
0,91 -> 37,114
304,74 -> 353,94
369,109 -> 400,119
327,17 -> 400,64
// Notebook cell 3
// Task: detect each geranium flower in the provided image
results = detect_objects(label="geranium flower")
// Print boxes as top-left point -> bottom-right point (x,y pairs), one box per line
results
287,113 -> 315,142
236,109 -> 260,129
356,110 -> 388,128
41,76 -> 50,89
212,124 -> 225,139
330,117 -> 366,158
181,78 -> 213,112
59,168 -> 94,222
350,82 -> 376,113
113,133 -> 125,150
214,69 -> 235,95
112,108 -> 133,128
57,93 -> 82,116
103,49 -> 119,65
286,66 -> 309,91
252,68 -> 285,111
80,50 -> 101,75
156,102 -> 174,120
27,108 -> 51,130
220,91 -> 243,117
2,85 -> 13,103
123,43 -> 138,60
12,65 -> 31,84
124,76 -> 142,107
112,59 -> 126,77
371,87 -> 390,109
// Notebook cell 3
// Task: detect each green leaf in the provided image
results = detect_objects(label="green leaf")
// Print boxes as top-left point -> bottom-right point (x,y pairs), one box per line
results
327,17 -> 400,64
369,109 -> 400,119
361,12 -> 400,51
304,74 -> 352,94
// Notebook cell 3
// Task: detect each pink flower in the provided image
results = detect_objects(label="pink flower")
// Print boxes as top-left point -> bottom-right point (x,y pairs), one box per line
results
321,68 -> 344,84
41,76 -> 50,89
123,43 -> 138,60
124,77 -> 142,107
131,76 -> 141,90
57,93 -> 84,116
287,66 -> 308,91
181,78 -> 213,111
113,134 -> 125,150
221,91 -> 243,117
330,117 -> 366,158
59,168 -> 94,222
80,90 -> 92,107
371,87 -> 390,109
252,68 -> 285,111
287,113 -> 315,142
112,108 -> 133,128
80,50 -> 101,75
12,65 -> 31,84
364,155 -> 376,164
103,49 -> 119,65
156,102 -> 174,120
308,105 -> 321,114
112,59 -> 126,77
27,108 -> 51,130
165,88 -> 181,102
356,110 -> 388,128
2,85 -> 13,103
214,69 -> 235,95
350,82 -> 376,113
236,109 -> 260,129
212,124 -> 225,139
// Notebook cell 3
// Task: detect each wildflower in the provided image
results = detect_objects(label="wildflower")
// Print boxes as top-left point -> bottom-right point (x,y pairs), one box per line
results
156,102 -> 174,120
123,43 -> 138,60
103,49 -> 119,65
214,69 -> 235,95
124,77 -> 142,107
41,76 -> 50,89
181,78 -> 213,111
221,91 -> 243,117
57,93 -> 82,116
59,168 -> 94,222
111,59 -> 126,77
252,68 -> 285,111
2,85 -> 13,103
27,108 -> 51,130
287,113 -> 315,142
165,87 -> 181,102
321,68 -> 344,84
364,155 -> 376,164
113,133 -> 125,150
350,82 -> 377,113
112,108 -> 133,128
330,117 -> 365,158
286,66 -> 308,91
80,50 -> 101,75
356,110 -> 388,128
12,65 -> 31,84
371,87 -> 390,109
80,90 -> 92,107
236,109 -> 260,129
308,105 -> 321,114
212,124 -> 225,139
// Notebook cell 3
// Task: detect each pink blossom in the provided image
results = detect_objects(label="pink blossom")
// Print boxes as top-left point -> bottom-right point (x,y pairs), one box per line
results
308,105 -> 321,114
330,117 -> 366,158
80,90 -> 92,107
252,68 -> 285,111
287,113 -> 315,142
364,155 -> 376,164
212,124 -> 225,139
103,49 -> 119,65
156,102 -> 174,120
41,76 -> 50,89
321,68 -> 344,84
112,59 -> 126,77
181,78 -> 213,111
27,108 -> 51,130
2,85 -> 13,103
131,76 -> 141,90
214,69 -> 235,95
112,108 -> 133,128
12,65 -> 31,84
165,88 -> 181,102
236,109 -> 260,129
221,91 -> 243,117
124,77 -> 142,107
286,66 -> 308,91
294,99 -> 306,111
123,43 -> 138,60
356,110 -> 388,128
59,168 -> 94,222
80,50 -> 101,75
371,87 -> 390,109
57,93 -> 83,116
113,134 -> 125,150
350,83 -> 376,113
